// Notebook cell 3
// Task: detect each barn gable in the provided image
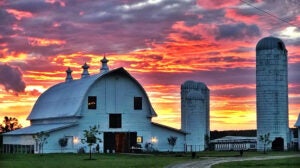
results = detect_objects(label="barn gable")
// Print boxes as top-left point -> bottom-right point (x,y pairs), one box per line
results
27,67 -> 157,121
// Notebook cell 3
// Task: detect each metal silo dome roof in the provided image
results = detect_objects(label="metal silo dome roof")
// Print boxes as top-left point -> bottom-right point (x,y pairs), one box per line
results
181,80 -> 207,90
256,36 -> 286,51
187,90 -> 204,100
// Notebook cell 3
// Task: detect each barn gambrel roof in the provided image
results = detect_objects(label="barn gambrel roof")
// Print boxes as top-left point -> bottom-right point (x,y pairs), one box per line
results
27,67 -> 157,120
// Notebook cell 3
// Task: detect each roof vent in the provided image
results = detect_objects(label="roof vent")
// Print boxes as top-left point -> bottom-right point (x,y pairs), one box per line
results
100,56 -> 109,74
65,67 -> 73,82
81,62 -> 90,78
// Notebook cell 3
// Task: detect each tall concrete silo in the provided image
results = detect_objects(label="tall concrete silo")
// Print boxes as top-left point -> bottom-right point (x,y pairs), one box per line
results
181,80 -> 210,151
256,36 -> 289,150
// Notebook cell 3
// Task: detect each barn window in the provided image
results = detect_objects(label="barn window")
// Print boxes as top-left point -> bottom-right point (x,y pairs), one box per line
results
134,97 -> 142,110
88,96 -> 97,109
109,114 -> 122,128
137,136 -> 143,143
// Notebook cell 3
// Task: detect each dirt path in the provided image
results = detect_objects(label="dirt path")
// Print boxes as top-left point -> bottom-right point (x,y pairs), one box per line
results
166,154 -> 300,168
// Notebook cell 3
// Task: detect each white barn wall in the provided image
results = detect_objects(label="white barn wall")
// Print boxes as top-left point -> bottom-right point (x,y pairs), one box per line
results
4,135 -> 35,145
4,126 -> 81,154
42,126 -> 79,153
151,125 -> 185,152
77,73 -> 154,151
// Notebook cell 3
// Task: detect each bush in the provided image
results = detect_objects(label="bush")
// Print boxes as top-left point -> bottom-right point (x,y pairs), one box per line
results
78,147 -> 85,154
58,137 -> 68,148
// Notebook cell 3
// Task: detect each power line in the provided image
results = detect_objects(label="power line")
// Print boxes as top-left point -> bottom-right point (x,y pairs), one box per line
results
240,0 -> 298,28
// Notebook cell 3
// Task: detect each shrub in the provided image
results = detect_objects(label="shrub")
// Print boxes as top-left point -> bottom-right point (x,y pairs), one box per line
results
78,147 -> 85,154
58,137 -> 68,152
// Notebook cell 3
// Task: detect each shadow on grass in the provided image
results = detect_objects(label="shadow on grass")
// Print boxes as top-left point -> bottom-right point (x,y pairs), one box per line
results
83,158 -> 97,160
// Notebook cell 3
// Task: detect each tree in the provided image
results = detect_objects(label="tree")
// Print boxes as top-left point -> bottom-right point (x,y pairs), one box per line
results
81,125 -> 101,160
33,131 -> 50,154
167,136 -> 177,152
144,142 -> 154,152
259,133 -> 272,154
0,116 -> 22,133
58,137 -> 68,153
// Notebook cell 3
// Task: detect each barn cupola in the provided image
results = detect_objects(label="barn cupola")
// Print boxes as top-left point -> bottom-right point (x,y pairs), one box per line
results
81,62 -> 90,78
65,67 -> 73,82
100,56 -> 109,74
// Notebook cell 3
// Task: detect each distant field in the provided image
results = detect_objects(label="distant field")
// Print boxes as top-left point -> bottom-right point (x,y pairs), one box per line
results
212,157 -> 300,168
0,151 -> 299,168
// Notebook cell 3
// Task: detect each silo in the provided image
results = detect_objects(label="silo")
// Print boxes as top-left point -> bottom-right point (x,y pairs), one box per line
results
181,80 -> 210,151
256,36 -> 289,151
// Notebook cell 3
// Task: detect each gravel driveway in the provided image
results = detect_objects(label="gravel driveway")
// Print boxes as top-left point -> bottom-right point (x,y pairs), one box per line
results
166,154 -> 300,168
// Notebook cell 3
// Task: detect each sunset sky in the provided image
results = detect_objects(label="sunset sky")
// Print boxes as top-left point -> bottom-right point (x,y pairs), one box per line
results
0,0 -> 300,131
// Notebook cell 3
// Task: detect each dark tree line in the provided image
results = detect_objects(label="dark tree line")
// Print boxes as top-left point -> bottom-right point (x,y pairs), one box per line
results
0,116 -> 22,133
210,129 -> 257,140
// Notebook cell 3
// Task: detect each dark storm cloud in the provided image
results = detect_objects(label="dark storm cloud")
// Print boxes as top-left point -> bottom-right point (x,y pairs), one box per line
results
215,23 -> 261,40
229,47 -> 254,53
289,62 -> 300,84
1,0 -> 201,55
5,0 -> 53,13
0,9 -> 17,36
133,67 -> 255,86
0,64 -> 26,93
181,32 -> 202,41
207,56 -> 252,63
213,87 -> 254,98
198,9 -> 226,24
13,58 -> 64,72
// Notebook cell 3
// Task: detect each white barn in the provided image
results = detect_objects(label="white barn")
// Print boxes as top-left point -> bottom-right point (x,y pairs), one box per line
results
3,57 -> 210,154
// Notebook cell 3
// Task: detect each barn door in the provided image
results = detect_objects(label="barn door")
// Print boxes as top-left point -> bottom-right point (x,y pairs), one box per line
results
104,132 -> 115,153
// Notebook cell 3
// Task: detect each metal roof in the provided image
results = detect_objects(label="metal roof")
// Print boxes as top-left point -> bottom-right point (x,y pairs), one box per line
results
210,136 -> 257,143
3,123 -> 76,135
256,36 -> 286,51
181,80 -> 208,90
27,67 -> 157,120
151,122 -> 186,134
27,73 -> 101,120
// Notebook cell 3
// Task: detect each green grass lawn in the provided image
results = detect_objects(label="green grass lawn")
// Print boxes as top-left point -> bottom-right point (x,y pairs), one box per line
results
0,151 -> 299,168
0,153 -> 192,168
212,157 -> 300,168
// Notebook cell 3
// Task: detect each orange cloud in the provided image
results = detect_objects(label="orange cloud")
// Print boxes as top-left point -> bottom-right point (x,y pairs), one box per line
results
28,37 -> 66,47
0,51 -> 27,63
45,0 -> 66,7
225,8 -> 261,25
6,9 -> 33,20
197,0 -> 240,9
